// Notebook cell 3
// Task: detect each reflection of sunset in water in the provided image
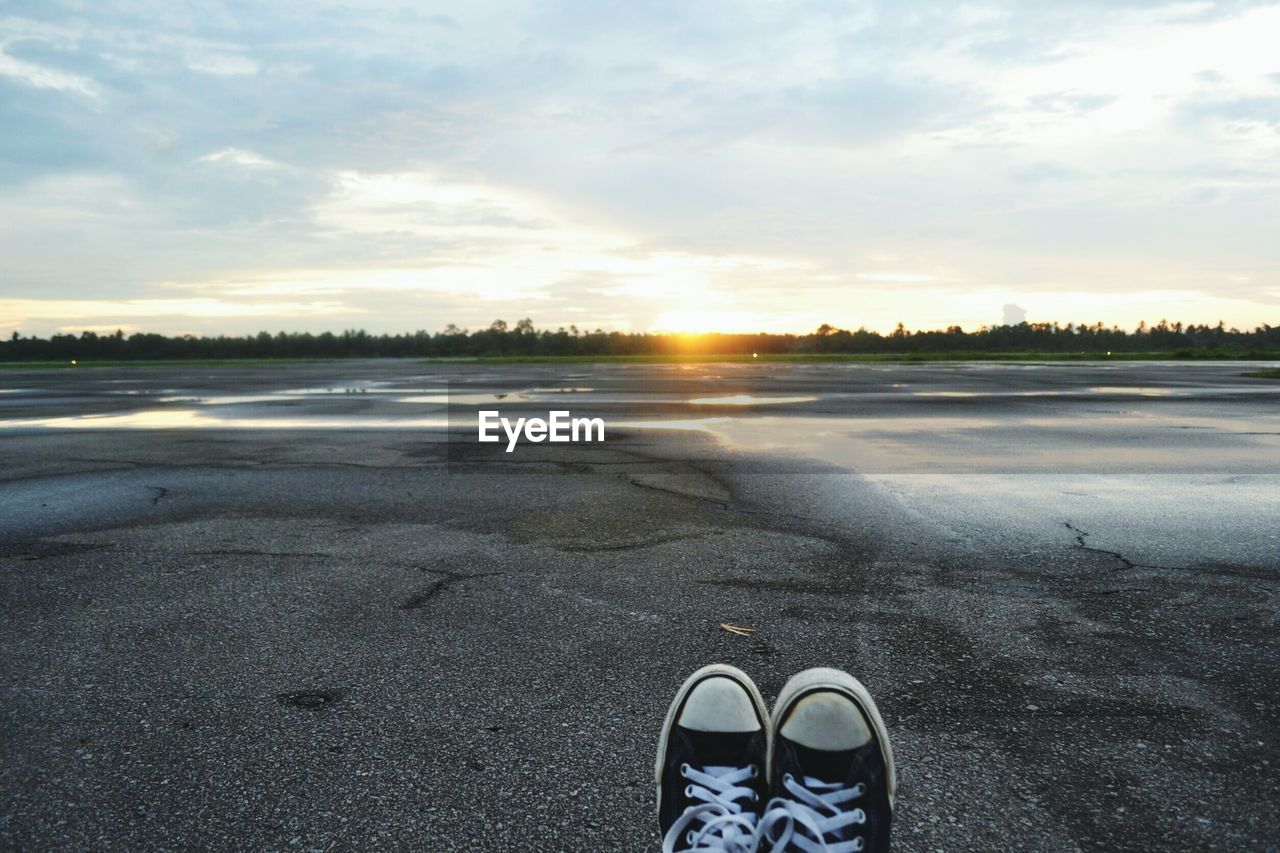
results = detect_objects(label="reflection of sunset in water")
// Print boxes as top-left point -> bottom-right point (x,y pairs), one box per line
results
687,395 -> 817,406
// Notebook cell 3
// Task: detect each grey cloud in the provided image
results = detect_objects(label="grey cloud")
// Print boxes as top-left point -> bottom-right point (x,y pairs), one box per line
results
773,76 -> 981,144
1175,95 -> 1280,129
0,80 -> 103,178
963,34 -> 1080,64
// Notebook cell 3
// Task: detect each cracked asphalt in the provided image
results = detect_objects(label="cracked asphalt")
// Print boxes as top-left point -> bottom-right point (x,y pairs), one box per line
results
1,360 -> 1278,851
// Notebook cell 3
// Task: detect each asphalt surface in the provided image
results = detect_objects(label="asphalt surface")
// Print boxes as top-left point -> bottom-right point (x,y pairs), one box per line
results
1,360 -> 1278,851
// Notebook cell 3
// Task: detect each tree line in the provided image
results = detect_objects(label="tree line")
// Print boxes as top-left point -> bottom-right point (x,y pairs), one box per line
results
2,319 -> 1278,361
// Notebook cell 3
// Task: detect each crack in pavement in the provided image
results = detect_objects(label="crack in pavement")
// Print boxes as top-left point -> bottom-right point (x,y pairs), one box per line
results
400,570 -> 505,610
1063,521 -> 1196,574
148,486 -> 169,506
622,474 -> 730,510
1064,521 -> 1137,570
621,472 -> 817,526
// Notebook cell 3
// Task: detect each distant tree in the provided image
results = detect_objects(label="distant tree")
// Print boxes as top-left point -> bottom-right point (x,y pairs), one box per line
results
2,317 -> 1276,363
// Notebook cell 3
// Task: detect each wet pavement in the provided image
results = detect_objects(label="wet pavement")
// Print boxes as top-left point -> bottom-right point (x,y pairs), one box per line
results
1,359 -> 1278,850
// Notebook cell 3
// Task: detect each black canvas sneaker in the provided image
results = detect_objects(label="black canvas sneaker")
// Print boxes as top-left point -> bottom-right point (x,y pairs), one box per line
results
656,664 -> 771,852
760,668 -> 896,853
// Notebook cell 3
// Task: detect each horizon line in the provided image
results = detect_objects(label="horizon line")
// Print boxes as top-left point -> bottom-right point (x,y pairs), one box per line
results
6,318 -> 1277,341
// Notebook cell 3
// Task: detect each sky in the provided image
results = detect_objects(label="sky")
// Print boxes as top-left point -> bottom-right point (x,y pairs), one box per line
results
1,0 -> 1278,337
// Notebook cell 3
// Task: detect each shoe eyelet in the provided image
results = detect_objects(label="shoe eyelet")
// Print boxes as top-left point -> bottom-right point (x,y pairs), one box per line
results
782,773 -> 794,784
679,762 -> 691,778
684,784 -> 694,797
686,831 -> 696,845
749,764 -> 759,778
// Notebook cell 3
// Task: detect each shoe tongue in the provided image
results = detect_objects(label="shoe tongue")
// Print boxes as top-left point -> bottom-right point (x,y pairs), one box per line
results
678,726 -> 757,768
792,742 -> 859,785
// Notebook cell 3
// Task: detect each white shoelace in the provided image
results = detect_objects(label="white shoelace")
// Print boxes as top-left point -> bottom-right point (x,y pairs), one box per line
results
757,774 -> 867,853
662,762 -> 760,853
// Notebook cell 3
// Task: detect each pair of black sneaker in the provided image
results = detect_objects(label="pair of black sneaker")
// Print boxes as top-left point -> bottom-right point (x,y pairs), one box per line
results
656,665 -> 895,853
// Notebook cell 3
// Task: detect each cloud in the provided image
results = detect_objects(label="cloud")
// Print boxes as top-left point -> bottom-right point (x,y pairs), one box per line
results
857,274 -> 937,283
1002,303 -> 1028,325
56,323 -> 141,334
0,47 -> 97,96
1175,94 -> 1280,129
1,297 -> 357,322
186,52 -> 258,77
199,147 -> 282,168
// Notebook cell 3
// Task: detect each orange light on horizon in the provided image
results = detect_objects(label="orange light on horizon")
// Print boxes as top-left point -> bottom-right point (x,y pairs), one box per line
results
670,332 -> 710,354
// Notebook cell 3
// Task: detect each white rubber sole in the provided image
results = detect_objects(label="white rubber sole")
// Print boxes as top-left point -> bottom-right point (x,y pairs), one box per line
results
654,663 -> 770,816
769,667 -> 896,808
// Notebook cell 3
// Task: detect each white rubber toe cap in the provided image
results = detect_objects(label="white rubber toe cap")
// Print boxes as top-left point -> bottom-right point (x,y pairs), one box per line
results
678,676 -> 763,733
780,692 -> 873,750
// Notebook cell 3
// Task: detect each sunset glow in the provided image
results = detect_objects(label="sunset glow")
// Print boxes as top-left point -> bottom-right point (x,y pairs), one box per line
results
2,2 -> 1277,337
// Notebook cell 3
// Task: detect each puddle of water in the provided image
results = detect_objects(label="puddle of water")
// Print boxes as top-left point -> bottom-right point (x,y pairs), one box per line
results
398,393 -> 502,404
0,409 -> 450,430
910,389 -> 1221,398
621,417 -> 732,433
621,411 -> 1280,473
346,386 -> 449,394
628,413 -> 1008,430
147,387 -> 384,401
1089,386 -> 1179,397
687,395 -> 818,406
155,387 -> 456,404
158,394 -> 298,405
280,386 -> 374,395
